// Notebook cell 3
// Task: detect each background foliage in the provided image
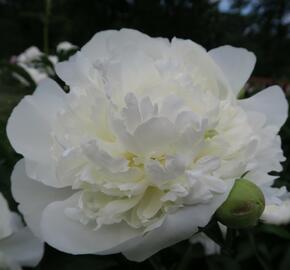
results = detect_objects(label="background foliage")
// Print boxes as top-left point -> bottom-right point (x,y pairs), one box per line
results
0,0 -> 290,269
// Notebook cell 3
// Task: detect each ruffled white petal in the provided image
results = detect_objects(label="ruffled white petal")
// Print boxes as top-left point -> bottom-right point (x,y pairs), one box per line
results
112,117 -> 176,155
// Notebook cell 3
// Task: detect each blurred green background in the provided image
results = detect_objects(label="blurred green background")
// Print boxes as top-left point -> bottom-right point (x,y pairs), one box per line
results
1,0 -> 290,269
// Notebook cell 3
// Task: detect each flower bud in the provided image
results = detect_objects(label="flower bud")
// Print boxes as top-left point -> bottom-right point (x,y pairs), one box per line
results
215,178 -> 265,228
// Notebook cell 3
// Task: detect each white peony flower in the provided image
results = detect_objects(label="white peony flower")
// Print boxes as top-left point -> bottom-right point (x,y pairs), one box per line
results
0,193 -> 44,270
7,29 -> 288,262
57,41 -> 77,52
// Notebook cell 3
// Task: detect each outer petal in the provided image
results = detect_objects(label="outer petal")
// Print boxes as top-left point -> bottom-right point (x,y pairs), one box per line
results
41,194 -> 142,254
171,38 -> 230,97
122,179 -> 234,262
81,29 -> 169,61
0,227 -> 44,267
7,78 -> 64,160
7,79 -> 66,187
55,52 -> 103,90
58,29 -> 168,93
209,45 -> 256,96
239,86 -> 288,130
0,255 -> 21,270
10,213 -> 24,234
11,159 -> 72,238
0,193 -> 13,239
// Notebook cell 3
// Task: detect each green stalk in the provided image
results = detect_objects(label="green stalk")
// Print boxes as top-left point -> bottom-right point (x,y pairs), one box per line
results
43,0 -> 51,56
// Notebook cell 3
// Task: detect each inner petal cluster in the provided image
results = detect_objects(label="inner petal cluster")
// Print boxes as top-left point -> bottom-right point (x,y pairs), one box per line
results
51,78 -> 255,232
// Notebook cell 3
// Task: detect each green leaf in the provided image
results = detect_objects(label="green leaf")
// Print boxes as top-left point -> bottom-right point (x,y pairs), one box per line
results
259,224 -> 290,240
0,62 -> 36,89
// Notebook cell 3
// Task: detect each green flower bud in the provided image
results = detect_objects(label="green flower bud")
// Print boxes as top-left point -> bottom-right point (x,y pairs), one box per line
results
215,178 -> 265,228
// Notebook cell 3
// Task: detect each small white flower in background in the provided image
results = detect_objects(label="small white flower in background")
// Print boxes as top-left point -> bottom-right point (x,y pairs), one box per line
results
190,223 -> 226,255
190,233 -> 221,255
13,46 -> 48,84
12,42 -> 77,85
57,41 -> 77,52
0,193 -> 44,270
7,29 -> 289,262
16,47 -> 42,64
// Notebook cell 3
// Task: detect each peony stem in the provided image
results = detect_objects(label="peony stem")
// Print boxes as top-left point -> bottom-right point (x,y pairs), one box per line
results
43,0 -> 51,56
